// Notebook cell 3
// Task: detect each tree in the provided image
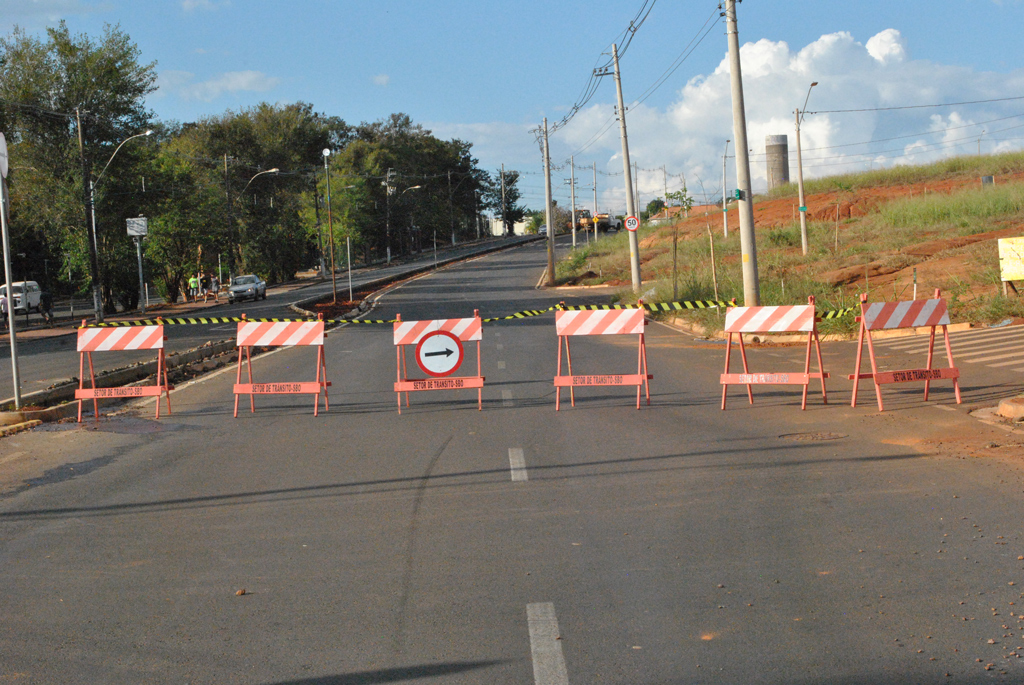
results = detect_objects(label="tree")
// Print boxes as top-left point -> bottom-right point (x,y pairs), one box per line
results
666,187 -> 694,216
0,21 -> 158,312
641,198 -> 665,221
482,169 -> 526,235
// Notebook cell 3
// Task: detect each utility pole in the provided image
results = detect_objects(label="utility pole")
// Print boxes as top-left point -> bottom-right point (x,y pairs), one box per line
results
500,164 -> 507,236
448,170 -> 456,246
663,165 -> 668,203
724,0 -> 759,306
612,42 -> 642,292
796,81 -> 818,256
722,139 -> 730,237
0,161 -> 22,409
633,160 -> 640,216
542,118 -> 555,287
313,176 -> 325,276
75,108 -> 103,323
224,153 -> 233,280
569,155 -> 577,249
322,149 -> 338,303
593,163 -> 598,241
384,167 -> 396,264
474,190 -> 481,240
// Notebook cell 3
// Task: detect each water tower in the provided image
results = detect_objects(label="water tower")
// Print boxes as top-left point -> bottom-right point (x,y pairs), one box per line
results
765,134 -> 790,192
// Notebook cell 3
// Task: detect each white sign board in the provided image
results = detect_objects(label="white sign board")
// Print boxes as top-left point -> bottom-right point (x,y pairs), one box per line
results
126,217 -> 148,236
625,215 -> 639,232
415,330 -> 464,377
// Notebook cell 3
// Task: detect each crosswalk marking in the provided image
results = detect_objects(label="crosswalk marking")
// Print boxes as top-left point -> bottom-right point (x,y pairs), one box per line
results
872,325 -> 1024,373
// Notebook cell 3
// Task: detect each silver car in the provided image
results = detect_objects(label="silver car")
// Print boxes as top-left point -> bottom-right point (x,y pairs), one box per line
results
227,275 -> 266,303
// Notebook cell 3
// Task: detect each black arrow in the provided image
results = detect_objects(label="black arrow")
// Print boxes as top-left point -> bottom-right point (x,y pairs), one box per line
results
424,348 -> 454,358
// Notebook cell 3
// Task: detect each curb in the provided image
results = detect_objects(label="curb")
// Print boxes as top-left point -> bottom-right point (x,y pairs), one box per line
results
0,420 -> 43,437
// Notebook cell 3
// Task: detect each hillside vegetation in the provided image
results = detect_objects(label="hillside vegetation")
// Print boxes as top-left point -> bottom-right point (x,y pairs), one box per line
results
555,151 -> 1024,333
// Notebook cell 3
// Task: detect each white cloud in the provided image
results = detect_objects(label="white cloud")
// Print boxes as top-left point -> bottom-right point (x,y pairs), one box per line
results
372,74 -> 390,87
182,0 -> 229,11
155,69 -> 280,102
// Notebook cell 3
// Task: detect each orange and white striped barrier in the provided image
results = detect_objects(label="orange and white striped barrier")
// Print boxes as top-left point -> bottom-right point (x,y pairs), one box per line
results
75,321 -> 172,422
393,312 -> 484,413
849,290 -> 961,411
233,315 -> 330,417
720,297 -> 829,410
553,307 -> 652,410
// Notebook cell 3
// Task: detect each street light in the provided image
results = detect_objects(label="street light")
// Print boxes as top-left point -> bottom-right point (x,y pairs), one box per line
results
795,81 -> 818,256
88,129 -> 153,322
232,167 -> 279,283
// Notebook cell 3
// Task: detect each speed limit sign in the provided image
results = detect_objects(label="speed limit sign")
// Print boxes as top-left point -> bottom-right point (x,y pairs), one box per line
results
625,215 -> 640,232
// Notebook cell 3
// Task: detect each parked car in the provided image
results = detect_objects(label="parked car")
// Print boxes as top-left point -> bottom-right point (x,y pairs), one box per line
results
227,275 -> 267,303
538,225 -> 548,236
0,281 -> 43,314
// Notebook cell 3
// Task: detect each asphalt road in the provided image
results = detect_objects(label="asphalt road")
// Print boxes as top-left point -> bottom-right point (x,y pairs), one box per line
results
0,236 -> 538,398
2,238 -> 1024,683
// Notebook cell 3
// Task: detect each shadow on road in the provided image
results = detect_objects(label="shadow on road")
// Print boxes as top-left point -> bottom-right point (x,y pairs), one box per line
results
264,659 -> 507,684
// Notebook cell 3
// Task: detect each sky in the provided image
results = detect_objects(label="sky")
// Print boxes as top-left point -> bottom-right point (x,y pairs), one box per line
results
4,0 -> 1024,213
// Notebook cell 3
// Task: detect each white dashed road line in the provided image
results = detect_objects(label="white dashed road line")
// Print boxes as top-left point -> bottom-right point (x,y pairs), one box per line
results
498,361 -> 506,370
502,389 -> 514,407
508,448 -> 528,482
527,603 -> 570,685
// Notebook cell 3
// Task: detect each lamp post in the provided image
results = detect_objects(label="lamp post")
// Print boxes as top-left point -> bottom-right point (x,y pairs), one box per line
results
87,129 -> 153,322
236,167 -> 279,280
795,81 -> 818,256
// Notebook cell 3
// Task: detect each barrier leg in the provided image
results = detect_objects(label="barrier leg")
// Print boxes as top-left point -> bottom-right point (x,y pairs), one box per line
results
161,348 -> 172,416
155,349 -> 163,419
555,335 -> 563,411
801,330 -> 813,411
851,319 -> 866,408
233,346 -> 243,418
636,333 -> 643,409
77,351 -> 85,423
86,351 -> 99,421
721,333 -> 732,410
396,346 -> 403,414
924,325 -> 937,402
865,328 -> 884,412
314,346 -> 322,417
401,347 -> 410,407
943,324 -> 962,404
814,329 -> 828,405
738,334 -> 753,404
565,337 -> 575,407
320,346 -> 330,413
641,333 -> 651,407
246,347 -> 255,413
477,340 -> 482,411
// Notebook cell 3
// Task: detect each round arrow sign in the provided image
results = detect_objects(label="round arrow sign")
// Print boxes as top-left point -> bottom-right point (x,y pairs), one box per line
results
415,330 -> 464,377
625,215 -> 639,232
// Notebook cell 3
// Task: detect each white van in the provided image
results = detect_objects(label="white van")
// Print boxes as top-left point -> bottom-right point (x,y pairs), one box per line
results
0,281 -> 43,314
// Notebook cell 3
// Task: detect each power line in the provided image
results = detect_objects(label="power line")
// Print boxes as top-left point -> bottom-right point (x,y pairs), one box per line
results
806,94 -> 1024,115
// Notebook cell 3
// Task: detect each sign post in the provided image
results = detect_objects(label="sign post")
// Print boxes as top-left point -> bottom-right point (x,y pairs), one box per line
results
0,132 -> 21,409
127,217 -> 148,313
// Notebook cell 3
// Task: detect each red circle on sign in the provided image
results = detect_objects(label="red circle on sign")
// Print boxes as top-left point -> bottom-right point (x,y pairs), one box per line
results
415,330 -> 464,377
625,215 -> 639,232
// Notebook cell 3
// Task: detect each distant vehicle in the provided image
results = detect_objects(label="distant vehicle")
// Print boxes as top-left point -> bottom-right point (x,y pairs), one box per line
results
574,209 -> 593,231
538,225 -> 548,236
593,213 -> 622,232
0,281 -> 42,314
227,275 -> 266,303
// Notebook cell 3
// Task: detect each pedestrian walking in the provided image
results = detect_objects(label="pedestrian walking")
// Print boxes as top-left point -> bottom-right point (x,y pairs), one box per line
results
188,273 -> 199,302
201,272 -> 210,303
40,290 -> 54,325
0,293 -> 6,324
210,274 -> 220,301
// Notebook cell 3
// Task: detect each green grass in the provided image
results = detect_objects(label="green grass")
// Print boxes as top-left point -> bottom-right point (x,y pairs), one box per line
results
875,182 -> 1024,229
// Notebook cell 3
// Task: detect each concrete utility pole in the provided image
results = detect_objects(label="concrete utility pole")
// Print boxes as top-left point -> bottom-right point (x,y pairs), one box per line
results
569,156 -> 577,249
448,170 -> 455,246
612,42 -> 642,292
663,165 -> 668,204
633,161 -> 640,216
322,149 -> 339,303
0,149 -> 22,409
542,118 -> 555,287
500,164 -> 507,236
722,139 -> 730,238
724,0 -> 759,306
796,81 -> 818,256
75,108 -> 104,323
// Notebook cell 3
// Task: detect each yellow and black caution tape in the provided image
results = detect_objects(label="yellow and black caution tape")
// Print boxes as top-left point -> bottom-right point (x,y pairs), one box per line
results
80,299 -> 859,328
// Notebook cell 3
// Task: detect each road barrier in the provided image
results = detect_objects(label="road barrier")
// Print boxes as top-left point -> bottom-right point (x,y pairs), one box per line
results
849,290 -> 961,411
393,312 -> 484,413
720,297 -> 829,411
75,322 -> 172,422
233,315 -> 330,417
553,307 -> 652,410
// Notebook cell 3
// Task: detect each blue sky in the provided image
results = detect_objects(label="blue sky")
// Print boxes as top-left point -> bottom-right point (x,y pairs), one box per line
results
4,0 -> 1024,211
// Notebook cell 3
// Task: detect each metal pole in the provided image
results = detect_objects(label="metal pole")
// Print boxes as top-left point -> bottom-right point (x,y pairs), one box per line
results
314,177 -> 326,276
612,43 -> 642,292
76,108 -> 104,323
323,153 -> 338,303
795,108 -> 809,256
593,162 -> 598,241
570,155 -> 577,249
135,236 -> 145,313
724,0 -> 760,306
500,163 -> 507,236
542,118 -> 555,287
448,170 -> 455,246
346,236 -> 353,303
723,140 -> 730,238
0,175 -> 21,409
